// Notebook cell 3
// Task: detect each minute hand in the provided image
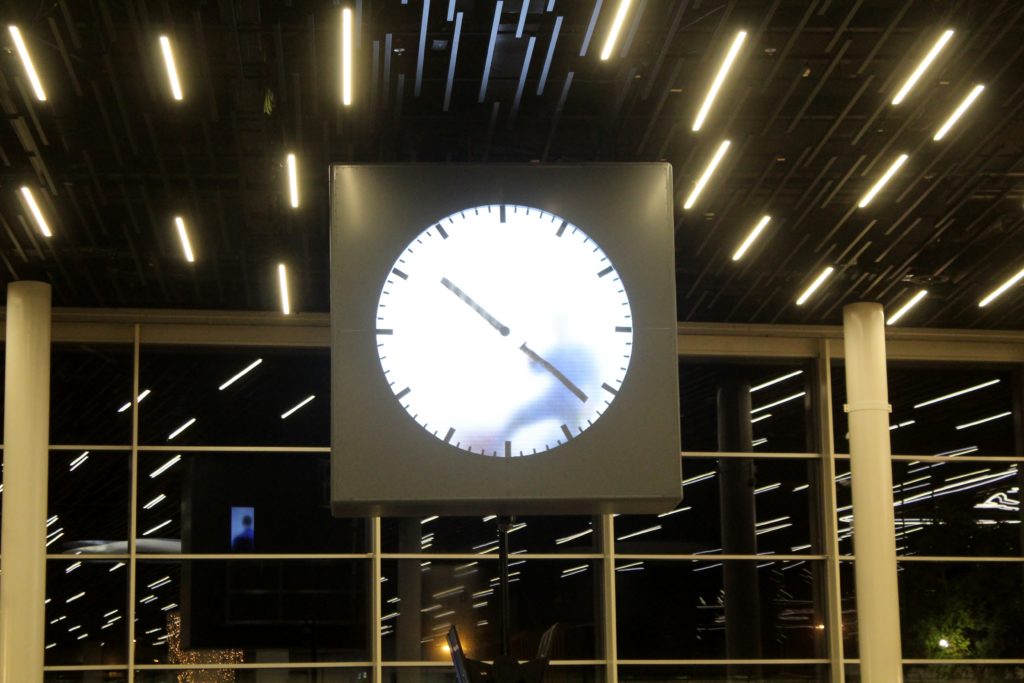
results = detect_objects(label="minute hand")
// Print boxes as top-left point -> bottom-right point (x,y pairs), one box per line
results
519,343 -> 589,403
440,277 -> 510,336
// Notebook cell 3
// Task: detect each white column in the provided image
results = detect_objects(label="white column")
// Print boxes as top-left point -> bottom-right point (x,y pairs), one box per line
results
0,281 -> 52,683
842,303 -> 902,683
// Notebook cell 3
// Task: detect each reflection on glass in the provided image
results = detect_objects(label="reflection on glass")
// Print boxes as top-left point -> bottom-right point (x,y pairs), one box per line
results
381,559 -> 599,662
48,451 -> 129,555
45,560 -> 128,665
382,515 -> 598,554
137,453 -> 365,554
134,669 -> 371,682
616,561 -> 826,660
139,348 -> 330,446
135,560 -> 369,664
619,664 -> 827,681
50,344 -> 133,444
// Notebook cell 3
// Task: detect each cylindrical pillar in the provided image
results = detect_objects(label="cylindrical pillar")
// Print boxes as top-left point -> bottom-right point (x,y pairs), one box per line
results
842,303 -> 903,683
716,378 -> 762,665
0,281 -> 53,683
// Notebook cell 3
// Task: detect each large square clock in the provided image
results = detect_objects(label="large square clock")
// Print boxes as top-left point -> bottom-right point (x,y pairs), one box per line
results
330,164 -> 680,515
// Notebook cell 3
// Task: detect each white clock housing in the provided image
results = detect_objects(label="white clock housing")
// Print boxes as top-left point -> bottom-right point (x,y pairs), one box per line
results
375,204 -> 633,457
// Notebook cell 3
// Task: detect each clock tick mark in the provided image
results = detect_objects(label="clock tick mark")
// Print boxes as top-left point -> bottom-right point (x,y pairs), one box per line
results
444,428 -> 455,443
436,224 -> 449,239
395,387 -> 411,400
615,326 -> 632,333
601,382 -> 619,395
560,424 -> 574,441
499,205 -> 507,223
392,268 -> 408,280
376,329 -> 393,335
597,266 -> 614,278
556,220 -> 567,237
504,441 -> 511,458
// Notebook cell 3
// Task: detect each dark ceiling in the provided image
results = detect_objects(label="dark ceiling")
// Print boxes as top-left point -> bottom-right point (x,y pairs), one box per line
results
1,0 -> 1023,328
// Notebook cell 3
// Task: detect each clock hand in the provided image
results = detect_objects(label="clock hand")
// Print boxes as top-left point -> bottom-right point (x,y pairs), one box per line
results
440,277 -> 511,336
519,343 -> 589,403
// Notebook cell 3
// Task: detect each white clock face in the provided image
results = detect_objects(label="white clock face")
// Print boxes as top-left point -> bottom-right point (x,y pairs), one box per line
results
375,204 -> 633,457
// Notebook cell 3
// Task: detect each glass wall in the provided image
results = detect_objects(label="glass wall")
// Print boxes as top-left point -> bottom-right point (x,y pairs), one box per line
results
2,321 -> 1020,681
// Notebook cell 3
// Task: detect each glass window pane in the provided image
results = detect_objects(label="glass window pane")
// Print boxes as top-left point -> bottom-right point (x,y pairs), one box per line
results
902,664 -> 1024,680
616,560 -> 828,660
382,516 -> 600,554
681,360 -> 814,453
45,672 -> 127,682
833,459 -> 1022,557
619,664 -> 829,681
137,452 -> 366,554
135,559 -> 370,664
832,363 -> 1019,457
900,561 -> 1024,658
45,559 -> 129,665
383,666 -> 603,683
139,347 -> 329,446
617,458 -> 821,555
51,344 -> 133,445
381,559 -> 600,662
48,451 -> 129,555
134,668 -> 370,682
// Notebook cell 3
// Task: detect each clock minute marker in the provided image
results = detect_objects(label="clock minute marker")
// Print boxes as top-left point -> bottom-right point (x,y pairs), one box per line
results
556,220 -> 567,237
597,266 -> 614,278
560,424 -> 574,441
395,387 -> 411,400
615,326 -> 632,333
519,343 -> 588,402
392,267 -> 409,280
440,277 -> 511,336
601,382 -> 619,395
444,427 -> 455,443
435,224 -> 449,239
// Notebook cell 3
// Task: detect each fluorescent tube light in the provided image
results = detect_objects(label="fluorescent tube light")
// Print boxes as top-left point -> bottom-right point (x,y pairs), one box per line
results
117,388 -> 151,413
142,520 -> 172,537
731,214 -> 770,261
751,413 -> 772,423
796,266 -> 834,305
286,153 -> 299,207
143,494 -> 166,510
751,370 -> 802,392
693,30 -> 747,131
955,411 -> 1012,430
341,8 -> 353,105
599,0 -> 633,61
891,29 -> 954,105
684,140 -> 730,210
752,392 -> 806,414
69,451 -> 90,472
978,266 -> 1024,307
858,154 -> 908,208
914,379 -> 1000,408
8,26 -> 47,100
19,186 -> 52,237
167,418 -> 195,440
219,359 -> 263,390
281,395 -> 315,419
159,36 -> 183,101
174,217 -> 194,262
149,455 -> 181,479
886,289 -> 927,325
278,263 -> 291,314
933,84 -> 984,141
616,525 -> 661,541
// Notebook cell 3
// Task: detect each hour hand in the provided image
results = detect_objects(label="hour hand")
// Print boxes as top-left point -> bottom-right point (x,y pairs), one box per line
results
440,277 -> 510,336
519,343 -> 588,403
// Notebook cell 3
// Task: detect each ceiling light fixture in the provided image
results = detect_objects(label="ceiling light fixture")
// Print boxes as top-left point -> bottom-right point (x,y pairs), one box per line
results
886,289 -> 927,325
751,391 -> 806,414
19,187 -> 52,237
891,29 -> 954,105
933,84 -> 984,141
286,153 -> 299,207
167,418 -> 195,440
8,26 -> 47,100
281,395 -> 315,419
219,359 -> 263,391
149,455 -> 181,479
278,263 -> 291,315
693,30 -> 747,131
341,8 -> 353,105
796,266 -> 834,305
117,388 -> 151,413
684,140 -> 731,210
858,154 -> 908,208
978,265 -> 1024,307
174,217 -> 194,263
599,0 -> 633,61
731,214 -> 771,261
158,36 -> 183,101
913,379 -> 1001,409
751,369 -> 803,392
955,411 -> 1012,431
